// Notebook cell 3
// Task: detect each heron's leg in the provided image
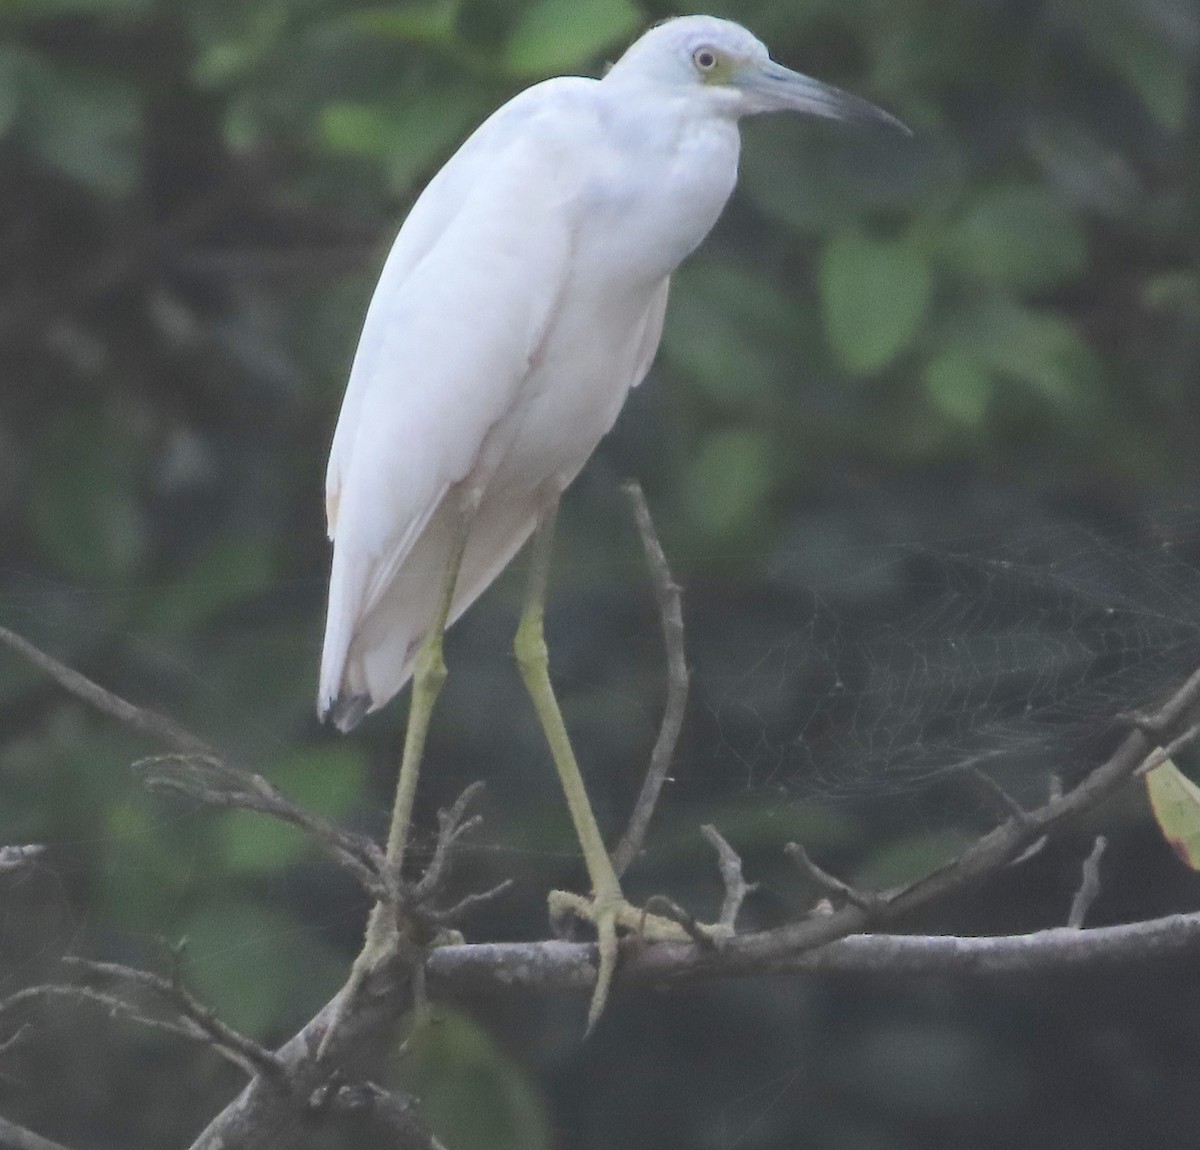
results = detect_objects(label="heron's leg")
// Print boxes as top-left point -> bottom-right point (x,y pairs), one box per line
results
318,502 -> 472,1060
515,501 -> 642,1029
515,504 -> 713,1031
373,505 -> 473,930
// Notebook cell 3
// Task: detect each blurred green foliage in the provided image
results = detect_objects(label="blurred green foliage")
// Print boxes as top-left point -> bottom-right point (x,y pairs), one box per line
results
1,0 -> 1199,1147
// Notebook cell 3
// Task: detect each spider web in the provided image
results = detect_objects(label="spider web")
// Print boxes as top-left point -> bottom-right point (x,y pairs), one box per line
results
698,507 -> 1200,802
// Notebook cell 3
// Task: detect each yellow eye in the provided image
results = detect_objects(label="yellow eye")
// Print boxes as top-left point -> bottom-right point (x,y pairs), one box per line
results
692,47 -> 718,72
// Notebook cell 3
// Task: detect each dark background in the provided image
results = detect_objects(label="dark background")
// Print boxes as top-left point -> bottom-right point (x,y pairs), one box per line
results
3,0 -> 1200,1146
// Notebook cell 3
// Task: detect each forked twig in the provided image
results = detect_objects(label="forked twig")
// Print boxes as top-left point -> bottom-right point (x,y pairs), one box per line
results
784,842 -> 879,911
134,754 -> 388,899
62,957 -> 283,1079
701,825 -> 757,931
612,482 -> 690,877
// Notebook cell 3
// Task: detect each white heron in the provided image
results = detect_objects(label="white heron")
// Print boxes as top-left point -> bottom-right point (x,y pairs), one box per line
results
319,14 -> 906,1027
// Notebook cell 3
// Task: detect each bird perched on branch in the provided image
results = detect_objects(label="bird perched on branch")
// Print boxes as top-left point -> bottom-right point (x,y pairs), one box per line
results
319,14 -> 906,1028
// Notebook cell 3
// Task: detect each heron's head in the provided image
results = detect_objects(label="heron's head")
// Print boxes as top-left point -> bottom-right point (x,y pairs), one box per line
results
605,15 -> 908,133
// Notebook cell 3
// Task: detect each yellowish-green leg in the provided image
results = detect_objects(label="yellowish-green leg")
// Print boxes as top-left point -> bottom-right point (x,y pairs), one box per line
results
318,504 -> 472,1059
515,501 -> 691,1030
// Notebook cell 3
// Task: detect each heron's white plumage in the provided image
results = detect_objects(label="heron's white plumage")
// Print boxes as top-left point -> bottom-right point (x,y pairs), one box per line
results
319,15 -> 903,727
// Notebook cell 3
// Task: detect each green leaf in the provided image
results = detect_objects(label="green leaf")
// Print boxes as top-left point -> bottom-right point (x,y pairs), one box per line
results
1146,759 -> 1200,870
662,263 -> 804,407
318,88 -> 490,191
820,232 -> 933,374
1072,0 -> 1191,134
933,298 -> 1103,412
398,1009 -> 553,1150
504,0 -> 640,78
923,352 -> 992,425
20,60 -> 141,195
941,184 -> 1087,293
352,1 -> 460,43
220,745 -> 366,874
221,813 -> 308,874
29,412 -> 146,580
684,428 -> 773,541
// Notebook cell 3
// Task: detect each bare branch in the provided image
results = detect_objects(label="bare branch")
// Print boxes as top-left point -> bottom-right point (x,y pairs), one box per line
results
784,842 -> 879,911
134,754 -> 387,900
701,825 -> 757,931
703,662 -> 1200,975
408,782 -> 487,903
187,956 -> 424,1150
0,984 -> 222,1065
1133,719 -> 1200,777
0,1114 -> 83,1150
427,880 -> 514,926
1068,836 -> 1108,929
425,909 -> 1200,990
62,958 -> 283,1080
0,627 -> 210,755
963,767 -> 1028,825
611,482 -> 690,877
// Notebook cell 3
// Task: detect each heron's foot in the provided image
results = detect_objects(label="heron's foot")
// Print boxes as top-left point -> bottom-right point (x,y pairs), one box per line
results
548,888 -> 731,1029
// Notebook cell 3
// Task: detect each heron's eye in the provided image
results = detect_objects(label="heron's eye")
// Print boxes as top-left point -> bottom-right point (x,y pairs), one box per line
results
692,47 -> 719,73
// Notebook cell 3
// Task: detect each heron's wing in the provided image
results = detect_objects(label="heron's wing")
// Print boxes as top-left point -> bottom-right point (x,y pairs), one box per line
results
629,278 -> 670,388
319,84 -> 595,716
325,79 -> 592,539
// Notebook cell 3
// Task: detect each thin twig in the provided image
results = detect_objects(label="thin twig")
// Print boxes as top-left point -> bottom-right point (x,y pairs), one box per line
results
134,754 -> 387,900
409,782 -> 486,904
0,1113 -> 83,1150
0,984 -> 229,1066
701,825 -> 757,931
612,482 -> 690,877
0,627 -> 210,755
643,896 -> 713,947
1117,664 -> 1200,737
62,958 -> 283,1079
427,880 -> 514,926
1133,719 -> 1200,777
784,842 -> 879,911
1068,836 -> 1108,929
964,767 -> 1028,824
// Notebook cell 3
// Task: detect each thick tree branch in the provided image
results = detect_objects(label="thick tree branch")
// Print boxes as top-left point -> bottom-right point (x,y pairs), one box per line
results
425,909 -> 1200,989
7,629 -> 1200,1150
612,483 -> 690,877
308,1078 -> 449,1150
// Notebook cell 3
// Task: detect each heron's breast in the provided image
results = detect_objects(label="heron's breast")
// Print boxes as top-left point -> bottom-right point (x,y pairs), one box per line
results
574,113 -> 740,285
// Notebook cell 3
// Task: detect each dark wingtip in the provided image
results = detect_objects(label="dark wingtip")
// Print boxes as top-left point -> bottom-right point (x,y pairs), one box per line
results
324,692 -> 370,733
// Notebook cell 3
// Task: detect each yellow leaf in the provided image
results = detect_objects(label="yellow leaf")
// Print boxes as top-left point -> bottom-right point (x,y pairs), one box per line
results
1145,758 -> 1200,869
